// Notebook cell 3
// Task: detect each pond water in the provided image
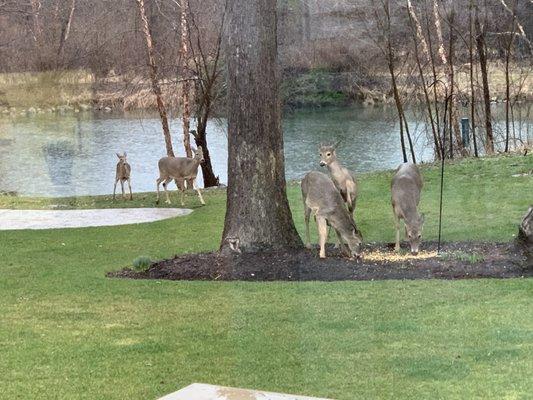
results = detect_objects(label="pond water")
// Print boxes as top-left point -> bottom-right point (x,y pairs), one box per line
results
0,105 -> 530,197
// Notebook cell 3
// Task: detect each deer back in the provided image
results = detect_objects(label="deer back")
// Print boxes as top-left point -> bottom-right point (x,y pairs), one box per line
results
158,156 -> 200,180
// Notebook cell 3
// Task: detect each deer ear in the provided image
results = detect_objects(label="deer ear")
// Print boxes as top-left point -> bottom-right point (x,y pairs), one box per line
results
116,153 -> 121,158
123,152 -> 127,157
420,213 -> 425,224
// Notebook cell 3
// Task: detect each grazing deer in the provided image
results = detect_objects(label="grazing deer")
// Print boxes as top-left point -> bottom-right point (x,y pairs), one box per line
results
302,171 -> 363,259
156,147 -> 205,206
391,162 -> 424,255
113,152 -> 132,200
319,143 -> 358,214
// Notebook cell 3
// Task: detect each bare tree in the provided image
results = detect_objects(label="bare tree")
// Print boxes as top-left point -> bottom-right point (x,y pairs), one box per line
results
57,0 -> 77,60
136,0 -> 175,157
475,5 -> 495,154
180,0 -> 192,158
221,0 -> 302,254
187,0 -> 224,187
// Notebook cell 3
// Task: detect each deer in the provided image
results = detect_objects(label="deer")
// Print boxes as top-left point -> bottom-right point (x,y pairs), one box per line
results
113,152 -> 132,201
319,143 -> 358,247
391,162 -> 424,255
302,171 -> 363,259
156,146 -> 205,206
319,143 -> 358,214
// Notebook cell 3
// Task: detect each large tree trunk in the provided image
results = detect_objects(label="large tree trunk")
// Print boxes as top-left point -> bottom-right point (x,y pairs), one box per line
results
221,0 -> 302,254
475,13 -> 495,154
136,0 -> 175,157
517,206 -> 533,267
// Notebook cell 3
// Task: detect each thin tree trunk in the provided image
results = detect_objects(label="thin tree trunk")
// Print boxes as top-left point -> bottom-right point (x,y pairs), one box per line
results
424,0 -> 442,149
447,10 -> 465,156
180,0 -> 192,158
408,1 -> 440,159
221,0 -> 302,253
432,0 -> 447,65
389,62 -> 407,163
57,0 -> 76,59
504,0 -> 517,152
30,0 -> 42,43
136,0 -> 175,157
469,0 -> 478,157
475,12 -> 495,154
384,0 -> 407,163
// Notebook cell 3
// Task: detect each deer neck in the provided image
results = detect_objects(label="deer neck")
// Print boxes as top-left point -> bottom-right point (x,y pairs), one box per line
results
403,206 -> 420,226
328,160 -> 345,182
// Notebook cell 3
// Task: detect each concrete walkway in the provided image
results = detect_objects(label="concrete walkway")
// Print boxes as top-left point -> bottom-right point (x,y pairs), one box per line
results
0,208 -> 192,230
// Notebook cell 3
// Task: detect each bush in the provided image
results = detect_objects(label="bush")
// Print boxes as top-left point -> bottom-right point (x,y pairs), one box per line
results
132,256 -> 152,272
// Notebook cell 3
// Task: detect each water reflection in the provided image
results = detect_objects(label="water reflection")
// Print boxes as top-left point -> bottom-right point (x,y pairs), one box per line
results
0,105 -> 530,197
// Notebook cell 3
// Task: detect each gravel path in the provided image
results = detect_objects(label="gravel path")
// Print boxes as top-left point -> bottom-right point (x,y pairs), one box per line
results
0,208 -> 192,230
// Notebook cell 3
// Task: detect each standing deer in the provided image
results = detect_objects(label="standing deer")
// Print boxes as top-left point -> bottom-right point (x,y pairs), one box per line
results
302,171 -> 362,259
156,146 -> 205,206
113,152 -> 132,200
391,162 -> 424,254
319,143 -> 358,214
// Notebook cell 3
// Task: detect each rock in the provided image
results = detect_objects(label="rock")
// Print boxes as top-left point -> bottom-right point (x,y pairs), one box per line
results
27,107 -> 37,114
79,103 -> 91,111
104,106 -> 112,112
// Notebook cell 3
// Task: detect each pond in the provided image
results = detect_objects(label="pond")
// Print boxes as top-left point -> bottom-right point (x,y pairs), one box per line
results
0,105 -> 530,197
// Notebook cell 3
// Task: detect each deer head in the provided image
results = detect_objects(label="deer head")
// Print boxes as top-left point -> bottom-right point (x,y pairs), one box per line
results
406,214 -> 424,255
116,152 -> 127,163
193,146 -> 205,163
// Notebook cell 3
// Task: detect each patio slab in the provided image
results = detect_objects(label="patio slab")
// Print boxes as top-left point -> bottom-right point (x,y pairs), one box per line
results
0,208 -> 192,230
158,383 -> 332,400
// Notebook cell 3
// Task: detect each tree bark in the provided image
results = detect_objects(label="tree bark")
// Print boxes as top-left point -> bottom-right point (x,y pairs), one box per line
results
475,12 -> 495,154
136,0 -> 175,157
221,0 -> 302,253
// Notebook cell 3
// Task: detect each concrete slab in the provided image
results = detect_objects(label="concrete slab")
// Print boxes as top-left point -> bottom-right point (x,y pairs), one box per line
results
0,208 -> 192,230
158,383 -> 332,400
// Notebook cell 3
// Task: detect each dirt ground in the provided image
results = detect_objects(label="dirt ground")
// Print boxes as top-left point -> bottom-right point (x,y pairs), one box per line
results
109,241 -> 532,282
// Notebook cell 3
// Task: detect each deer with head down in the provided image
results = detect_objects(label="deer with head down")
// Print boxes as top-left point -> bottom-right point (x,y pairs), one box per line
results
156,146 -> 206,206
113,152 -> 132,200
302,171 -> 362,259
391,162 -> 424,255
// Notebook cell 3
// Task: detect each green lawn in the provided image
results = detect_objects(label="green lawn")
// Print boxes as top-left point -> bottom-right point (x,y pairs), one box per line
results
1,155 -> 532,399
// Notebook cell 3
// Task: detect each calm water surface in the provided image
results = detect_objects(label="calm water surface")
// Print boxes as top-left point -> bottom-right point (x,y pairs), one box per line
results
0,106 -> 530,197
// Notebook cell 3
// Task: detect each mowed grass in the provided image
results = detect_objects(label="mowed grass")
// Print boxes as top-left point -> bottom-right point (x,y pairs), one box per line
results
0,155 -> 532,399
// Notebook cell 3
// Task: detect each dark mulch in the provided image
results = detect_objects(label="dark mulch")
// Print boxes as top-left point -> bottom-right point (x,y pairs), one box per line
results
108,241 -> 532,282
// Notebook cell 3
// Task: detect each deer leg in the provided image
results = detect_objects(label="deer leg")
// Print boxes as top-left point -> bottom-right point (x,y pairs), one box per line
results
127,178 -> 133,200
316,216 -> 328,259
394,212 -> 401,252
156,177 -> 162,204
113,179 -> 118,201
192,179 -> 205,205
163,178 -> 172,204
331,224 -> 340,248
120,180 -> 125,200
304,205 -> 312,249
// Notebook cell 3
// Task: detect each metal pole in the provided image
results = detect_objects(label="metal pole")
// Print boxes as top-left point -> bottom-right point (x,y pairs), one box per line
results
437,91 -> 450,254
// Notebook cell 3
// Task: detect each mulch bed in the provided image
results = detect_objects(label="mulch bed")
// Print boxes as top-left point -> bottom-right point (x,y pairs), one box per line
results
108,241 -> 532,282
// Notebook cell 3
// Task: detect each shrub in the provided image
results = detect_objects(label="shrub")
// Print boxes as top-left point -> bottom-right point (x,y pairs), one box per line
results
132,256 -> 152,272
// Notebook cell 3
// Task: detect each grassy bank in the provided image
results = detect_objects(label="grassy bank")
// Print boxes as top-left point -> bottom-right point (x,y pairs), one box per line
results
0,155 -> 532,399
2,62 -> 531,111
